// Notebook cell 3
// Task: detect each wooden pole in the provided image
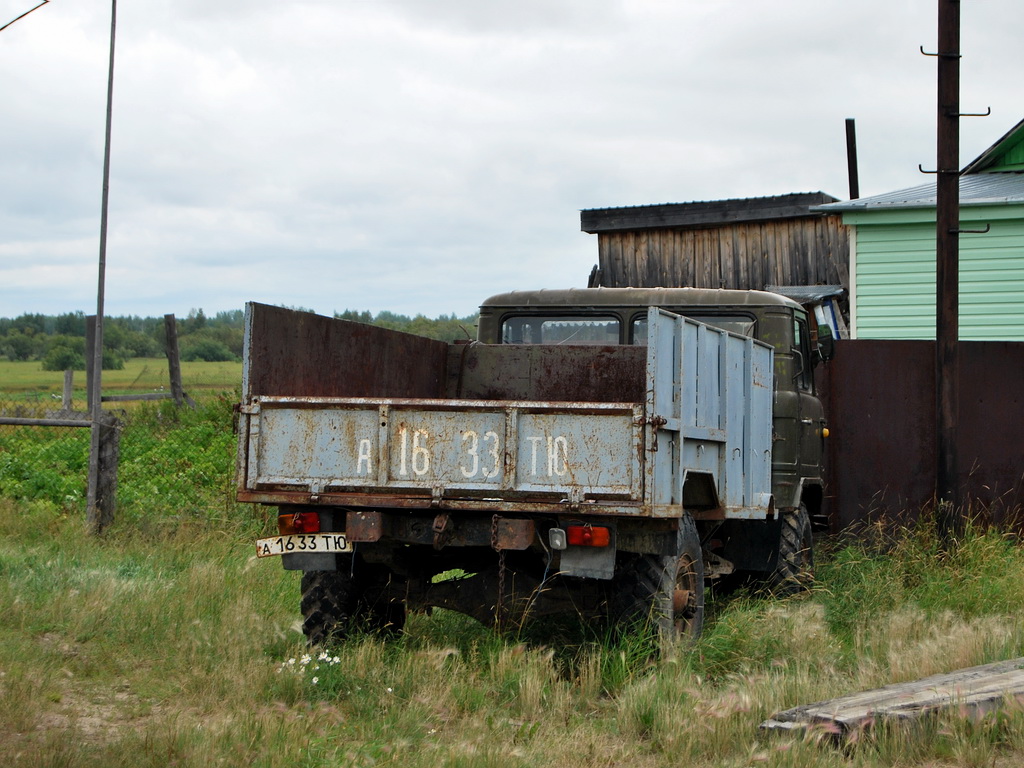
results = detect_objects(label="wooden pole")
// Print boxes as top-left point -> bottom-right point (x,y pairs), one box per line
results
845,118 -> 860,200
164,314 -> 185,407
935,0 -> 961,537
86,0 -> 118,534
62,369 -> 74,411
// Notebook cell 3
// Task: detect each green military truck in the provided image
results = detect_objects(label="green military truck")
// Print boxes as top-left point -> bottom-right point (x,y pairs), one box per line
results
238,287 -> 830,645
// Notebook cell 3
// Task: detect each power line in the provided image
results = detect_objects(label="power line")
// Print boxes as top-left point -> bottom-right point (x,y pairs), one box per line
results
0,1 -> 50,34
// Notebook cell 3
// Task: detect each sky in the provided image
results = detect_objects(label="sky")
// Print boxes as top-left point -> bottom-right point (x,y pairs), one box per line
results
1,0 -> 1022,321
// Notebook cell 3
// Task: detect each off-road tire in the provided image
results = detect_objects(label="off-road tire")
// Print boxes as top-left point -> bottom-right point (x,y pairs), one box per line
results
300,569 -> 358,645
300,563 -> 407,645
771,502 -> 814,596
609,515 -> 705,646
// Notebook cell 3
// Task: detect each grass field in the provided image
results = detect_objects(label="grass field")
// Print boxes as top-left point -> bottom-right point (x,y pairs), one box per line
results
4,499 -> 1024,767
0,358 -> 242,406
4,401 -> 1024,766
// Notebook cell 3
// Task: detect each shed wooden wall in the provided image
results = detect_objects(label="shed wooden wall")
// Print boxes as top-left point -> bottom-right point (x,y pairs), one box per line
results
596,215 -> 849,290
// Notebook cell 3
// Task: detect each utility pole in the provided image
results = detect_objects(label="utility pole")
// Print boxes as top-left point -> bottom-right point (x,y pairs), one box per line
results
86,0 -> 118,534
934,0 -> 960,538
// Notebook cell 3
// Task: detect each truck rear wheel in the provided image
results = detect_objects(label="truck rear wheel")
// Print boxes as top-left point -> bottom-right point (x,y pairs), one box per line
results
610,515 -> 705,646
300,562 -> 406,645
301,570 -> 357,645
771,502 -> 814,596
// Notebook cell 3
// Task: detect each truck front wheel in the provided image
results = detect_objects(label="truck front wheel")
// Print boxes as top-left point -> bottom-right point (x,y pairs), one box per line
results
610,515 -> 705,646
771,502 -> 814,596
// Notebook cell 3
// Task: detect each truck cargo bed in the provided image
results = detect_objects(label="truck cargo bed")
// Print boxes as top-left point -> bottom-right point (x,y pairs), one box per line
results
237,304 -> 774,519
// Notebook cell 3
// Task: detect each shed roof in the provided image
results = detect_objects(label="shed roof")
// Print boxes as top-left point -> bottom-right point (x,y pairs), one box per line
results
816,174 -> 1024,212
963,117 -> 1024,174
580,192 -> 840,233
817,117 -> 1024,213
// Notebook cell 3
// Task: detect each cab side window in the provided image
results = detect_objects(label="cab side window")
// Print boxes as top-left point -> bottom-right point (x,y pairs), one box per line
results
793,316 -> 813,392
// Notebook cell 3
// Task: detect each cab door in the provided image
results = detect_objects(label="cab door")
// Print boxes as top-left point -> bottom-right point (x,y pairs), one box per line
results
792,314 -> 826,486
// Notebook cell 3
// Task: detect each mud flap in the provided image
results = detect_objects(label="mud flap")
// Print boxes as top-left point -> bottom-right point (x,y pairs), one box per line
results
558,546 -> 616,580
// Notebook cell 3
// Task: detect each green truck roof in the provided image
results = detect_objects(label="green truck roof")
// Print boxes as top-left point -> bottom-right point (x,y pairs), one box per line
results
480,287 -> 803,311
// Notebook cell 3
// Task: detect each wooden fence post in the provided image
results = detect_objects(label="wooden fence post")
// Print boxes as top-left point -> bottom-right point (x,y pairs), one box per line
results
164,314 -> 185,407
62,369 -> 74,411
85,315 -> 96,408
86,411 -> 120,534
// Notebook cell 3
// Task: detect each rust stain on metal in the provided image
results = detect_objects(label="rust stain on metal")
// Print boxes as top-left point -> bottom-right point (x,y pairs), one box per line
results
245,303 -> 448,399
449,344 -> 645,403
492,517 -> 536,551
345,510 -> 385,542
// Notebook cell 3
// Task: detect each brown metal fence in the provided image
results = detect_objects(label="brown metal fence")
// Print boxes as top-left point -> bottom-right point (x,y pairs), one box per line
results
819,339 -> 1024,529
5,337 -> 1023,532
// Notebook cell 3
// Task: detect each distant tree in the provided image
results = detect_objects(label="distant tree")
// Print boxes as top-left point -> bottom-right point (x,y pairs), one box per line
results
335,309 -> 374,324
182,308 -> 207,333
55,311 -> 86,336
12,313 -> 46,336
102,350 -> 125,370
105,319 -> 161,359
181,338 -> 236,362
211,309 -> 245,326
41,344 -> 85,371
5,331 -> 37,361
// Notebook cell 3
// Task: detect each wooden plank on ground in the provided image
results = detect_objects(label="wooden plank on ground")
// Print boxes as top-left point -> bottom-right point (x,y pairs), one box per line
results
762,658 -> 1024,735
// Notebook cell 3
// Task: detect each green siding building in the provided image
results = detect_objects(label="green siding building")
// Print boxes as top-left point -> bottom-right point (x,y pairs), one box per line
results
818,119 -> 1024,340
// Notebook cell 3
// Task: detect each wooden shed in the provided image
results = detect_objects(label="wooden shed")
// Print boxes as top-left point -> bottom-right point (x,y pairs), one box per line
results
817,118 -> 1024,340
580,192 -> 850,291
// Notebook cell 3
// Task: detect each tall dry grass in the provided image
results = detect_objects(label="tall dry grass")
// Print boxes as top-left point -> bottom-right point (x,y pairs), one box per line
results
4,498 -> 1024,767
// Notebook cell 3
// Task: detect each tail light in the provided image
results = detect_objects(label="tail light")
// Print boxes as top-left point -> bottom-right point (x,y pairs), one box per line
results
565,525 -> 611,547
278,511 -> 321,535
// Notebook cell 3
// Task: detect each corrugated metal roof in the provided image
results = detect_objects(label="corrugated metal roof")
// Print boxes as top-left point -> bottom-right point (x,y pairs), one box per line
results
765,285 -> 846,304
815,173 -> 1024,212
581,192 -> 840,233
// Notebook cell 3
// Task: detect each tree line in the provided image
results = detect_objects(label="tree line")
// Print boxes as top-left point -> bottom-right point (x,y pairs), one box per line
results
0,308 -> 479,370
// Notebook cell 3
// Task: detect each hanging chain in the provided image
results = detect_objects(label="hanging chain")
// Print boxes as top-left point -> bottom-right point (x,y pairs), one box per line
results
492,514 -> 505,629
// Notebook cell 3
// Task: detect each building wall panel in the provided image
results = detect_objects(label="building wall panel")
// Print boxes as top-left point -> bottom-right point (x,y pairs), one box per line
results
597,215 -> 848,291
853,214 -> 1024,340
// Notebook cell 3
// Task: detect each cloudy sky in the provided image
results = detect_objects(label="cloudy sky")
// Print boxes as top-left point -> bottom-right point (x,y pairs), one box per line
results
1,0 -> 1022,320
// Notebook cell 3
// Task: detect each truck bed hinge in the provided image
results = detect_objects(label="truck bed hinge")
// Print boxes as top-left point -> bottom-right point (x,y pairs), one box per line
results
432,512 -> 452,550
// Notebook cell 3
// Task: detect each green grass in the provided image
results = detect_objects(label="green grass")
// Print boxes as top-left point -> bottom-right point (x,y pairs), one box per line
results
4,410 -> 1024,766
0,358 -> 242,406
4,502 -> 1024,767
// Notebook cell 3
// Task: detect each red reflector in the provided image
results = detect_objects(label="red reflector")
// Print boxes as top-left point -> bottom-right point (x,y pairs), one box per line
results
278,512 -> 321,535
565,525 -> 610,547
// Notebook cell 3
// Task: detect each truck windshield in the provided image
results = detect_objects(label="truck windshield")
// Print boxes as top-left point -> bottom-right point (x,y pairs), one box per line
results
501,316 -> 620,345
631,315 -> 756,344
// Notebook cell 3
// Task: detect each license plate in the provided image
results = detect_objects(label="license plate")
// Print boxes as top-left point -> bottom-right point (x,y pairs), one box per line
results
255,533 -> 352,558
